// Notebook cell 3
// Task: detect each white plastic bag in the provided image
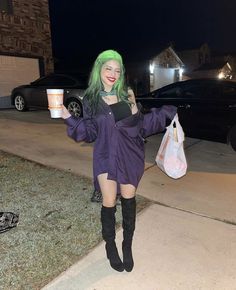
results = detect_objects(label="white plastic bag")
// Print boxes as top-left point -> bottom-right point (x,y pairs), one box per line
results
155,114 -> 187,179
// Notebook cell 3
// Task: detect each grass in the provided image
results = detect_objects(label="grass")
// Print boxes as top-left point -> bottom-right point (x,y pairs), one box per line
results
0,151 -> 151,290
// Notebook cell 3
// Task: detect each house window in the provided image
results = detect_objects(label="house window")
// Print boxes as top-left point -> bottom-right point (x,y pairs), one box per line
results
0,0 -> 13,14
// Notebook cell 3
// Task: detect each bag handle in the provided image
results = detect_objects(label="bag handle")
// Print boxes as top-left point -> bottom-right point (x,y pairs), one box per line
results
169,113 -> 185,143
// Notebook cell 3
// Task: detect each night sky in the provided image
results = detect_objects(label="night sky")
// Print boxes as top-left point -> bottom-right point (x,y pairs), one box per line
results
48,0 -> 236,70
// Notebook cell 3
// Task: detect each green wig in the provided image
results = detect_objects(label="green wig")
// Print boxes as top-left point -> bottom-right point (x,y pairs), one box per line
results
84,49 -> 129,115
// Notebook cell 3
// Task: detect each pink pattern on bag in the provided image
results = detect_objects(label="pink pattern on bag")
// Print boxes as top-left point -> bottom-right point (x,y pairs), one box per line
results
155,114 -> 187,179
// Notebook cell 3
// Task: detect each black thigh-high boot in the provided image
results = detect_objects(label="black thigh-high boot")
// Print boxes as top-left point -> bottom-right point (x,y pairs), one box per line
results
101,205 -> 124,272
121,196 -> 136,272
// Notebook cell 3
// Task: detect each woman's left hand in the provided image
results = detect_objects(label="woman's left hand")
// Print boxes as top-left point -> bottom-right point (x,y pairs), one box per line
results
128,88 -> 138,114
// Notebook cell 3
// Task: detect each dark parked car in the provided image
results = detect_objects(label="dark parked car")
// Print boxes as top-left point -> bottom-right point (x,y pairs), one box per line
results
136,78 -> 236,151
11,73 -> 87,117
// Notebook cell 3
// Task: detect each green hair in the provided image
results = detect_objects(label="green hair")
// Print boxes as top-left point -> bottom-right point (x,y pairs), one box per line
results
84,49 -> 129,115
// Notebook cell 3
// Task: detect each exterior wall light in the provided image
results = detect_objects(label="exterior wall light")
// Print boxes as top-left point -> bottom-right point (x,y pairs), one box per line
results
149,63 -> 154,74
218,72 -> 224,79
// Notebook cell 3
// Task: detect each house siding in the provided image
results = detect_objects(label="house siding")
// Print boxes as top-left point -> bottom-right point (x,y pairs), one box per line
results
177,43 -> 211,73
152,48 -> 182,68
0,0 -> 53,74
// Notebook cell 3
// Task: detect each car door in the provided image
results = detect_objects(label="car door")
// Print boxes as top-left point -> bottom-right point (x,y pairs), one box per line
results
30,75 -> 71,108
29,77 -> 53,108
214,83 -> 236,141
137,84 -> 192,130
182,82 -> 224,141
156,84 -> 192,130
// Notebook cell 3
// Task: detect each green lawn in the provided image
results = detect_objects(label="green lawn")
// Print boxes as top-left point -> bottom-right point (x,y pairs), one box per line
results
0,151 -> 151,289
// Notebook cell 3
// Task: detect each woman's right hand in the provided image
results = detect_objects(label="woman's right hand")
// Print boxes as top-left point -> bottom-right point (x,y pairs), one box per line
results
61,105 -> 71,119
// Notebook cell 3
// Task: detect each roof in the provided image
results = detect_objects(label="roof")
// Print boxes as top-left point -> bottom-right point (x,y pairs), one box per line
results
126,43 -> 184,65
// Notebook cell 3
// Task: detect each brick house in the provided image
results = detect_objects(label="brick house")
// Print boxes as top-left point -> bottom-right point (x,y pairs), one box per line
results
0,0 -> 53,107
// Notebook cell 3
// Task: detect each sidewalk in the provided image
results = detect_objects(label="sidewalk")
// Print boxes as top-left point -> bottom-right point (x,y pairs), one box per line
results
1,110 -> 236,289
42,204 -> 236,290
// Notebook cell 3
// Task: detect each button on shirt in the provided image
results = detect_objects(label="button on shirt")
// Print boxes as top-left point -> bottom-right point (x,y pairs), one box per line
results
65,97 -> 177,191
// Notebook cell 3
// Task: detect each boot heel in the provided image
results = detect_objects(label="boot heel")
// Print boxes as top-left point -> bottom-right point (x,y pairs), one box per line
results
105,242 -> 124,272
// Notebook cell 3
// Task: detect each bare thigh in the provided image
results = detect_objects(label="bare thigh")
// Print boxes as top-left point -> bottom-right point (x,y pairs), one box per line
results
120,184 -> 136,199
97,173 -> 117,207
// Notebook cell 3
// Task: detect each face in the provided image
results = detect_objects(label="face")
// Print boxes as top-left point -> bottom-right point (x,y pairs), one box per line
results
100,60 -> 121,91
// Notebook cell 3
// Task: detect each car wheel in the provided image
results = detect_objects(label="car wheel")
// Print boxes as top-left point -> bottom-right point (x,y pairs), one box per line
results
229,125 -> 236,151
14,94 -> 28,111
67,98 -> 83,117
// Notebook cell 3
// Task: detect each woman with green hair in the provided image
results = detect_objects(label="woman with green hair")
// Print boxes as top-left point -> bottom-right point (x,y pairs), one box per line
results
62,49 -> 177,272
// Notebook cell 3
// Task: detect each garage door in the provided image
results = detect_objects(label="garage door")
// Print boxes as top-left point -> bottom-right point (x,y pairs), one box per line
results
152,68 -> 176,90
0,55 -> 40,98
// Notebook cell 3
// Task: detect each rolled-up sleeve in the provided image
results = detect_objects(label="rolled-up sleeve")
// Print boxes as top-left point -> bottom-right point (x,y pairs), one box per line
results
65,98 -> 98,143
141,105 -> 177,138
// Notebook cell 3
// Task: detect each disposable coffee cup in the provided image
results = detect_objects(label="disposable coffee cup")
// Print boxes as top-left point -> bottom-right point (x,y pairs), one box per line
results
46,89 -> 64,118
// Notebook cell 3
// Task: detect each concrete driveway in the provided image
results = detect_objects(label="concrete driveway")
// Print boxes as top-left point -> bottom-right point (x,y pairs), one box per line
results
1,109 -> 236,290
1,109 -> 235,222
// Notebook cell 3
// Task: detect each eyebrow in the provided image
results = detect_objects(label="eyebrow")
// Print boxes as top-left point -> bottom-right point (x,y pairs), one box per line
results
104,65 -> 120,70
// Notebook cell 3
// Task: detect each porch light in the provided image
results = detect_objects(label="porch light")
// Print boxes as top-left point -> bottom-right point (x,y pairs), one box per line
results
149,63 -> 154,74
179,68 -> 184,77
218,72 -> 224,79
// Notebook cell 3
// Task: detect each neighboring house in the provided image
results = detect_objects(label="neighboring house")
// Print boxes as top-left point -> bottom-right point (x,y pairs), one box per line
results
177,43 -> 234,80
0,0 -> 53,108
177,42 -> 211,75
211,52 -> 236,80
149,46 -> 184,92
126,45 -> 184,95
185,61 -> 232,80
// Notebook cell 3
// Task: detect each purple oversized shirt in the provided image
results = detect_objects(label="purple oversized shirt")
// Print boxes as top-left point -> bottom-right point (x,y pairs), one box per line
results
65,98 -> 177,191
